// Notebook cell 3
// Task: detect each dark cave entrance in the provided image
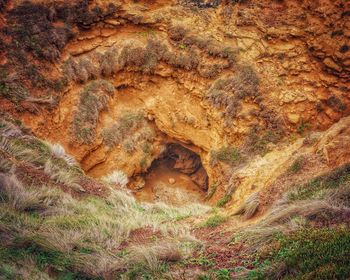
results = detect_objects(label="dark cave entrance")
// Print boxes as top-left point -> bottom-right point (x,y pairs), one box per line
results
134,143 -> 208,205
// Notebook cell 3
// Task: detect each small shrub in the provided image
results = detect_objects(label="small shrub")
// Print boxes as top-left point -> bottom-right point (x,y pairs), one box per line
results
210,146 -> 241,166
325,95 -> 346,113
297,119 -> 311,136
165,50 -> 199,70
72,80 -> 114,144
244,125 -> 283,155
198,63 -> 223,78
201,215 -> 226,228
206,65 -> 259,121
120,46 -> 147,68
168,25 -> 188,41
216,195 -> 232,207
288,156 -> 304,174
119,39 -> 166,74
98,48 -> 119,76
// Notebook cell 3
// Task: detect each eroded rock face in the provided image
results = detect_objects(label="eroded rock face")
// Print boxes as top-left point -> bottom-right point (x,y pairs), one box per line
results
1,0 -> 350,206
167,144 -> 208,190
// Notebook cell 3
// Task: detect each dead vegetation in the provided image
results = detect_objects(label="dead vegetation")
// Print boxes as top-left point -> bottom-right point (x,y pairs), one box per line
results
206,65 -> 260,124
72,80 -> 114,144
63,33 -> 238,85
169,25 -> 238,64
233,191 -> 260,220
102,111 -> 156,156
0,1 -> 118,110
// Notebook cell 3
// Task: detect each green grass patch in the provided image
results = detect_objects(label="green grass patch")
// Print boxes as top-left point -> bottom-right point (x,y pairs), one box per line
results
288,164 -> 350,201
297,119 -> 311,136
246,227 -> 350,280
288,156 -> 304,174
185,255 -> 216,267
0,244 -> 72,272
201,214 -> 226,228
216,194 -> 232,207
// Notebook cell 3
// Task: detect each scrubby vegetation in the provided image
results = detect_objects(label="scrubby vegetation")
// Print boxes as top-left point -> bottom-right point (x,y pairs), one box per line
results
0,1 -> 118,110
288,163 -> 350,201
288,156 -> 304,174
63,33 -> 238,86
251,228 -> 350,280
102,111 -> 156,156
72,80 -> 114,144
200,214 -> 226,228
216,194 -> 232,208
232,164 -> 350,279
244,125 -> 283,155
206,65 -> 260,124
210,146 -> 241,166
102,170 -> 129,187
169,25 -> 238,64
0,117 -> 210,279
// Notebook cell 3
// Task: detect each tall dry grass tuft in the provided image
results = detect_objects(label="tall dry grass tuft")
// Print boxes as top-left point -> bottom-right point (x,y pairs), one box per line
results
233,191 -> 260,220
44,160 -> 85,192
47,143 -> 77,166
102,170 -> 129,187
127,242 -> 182,272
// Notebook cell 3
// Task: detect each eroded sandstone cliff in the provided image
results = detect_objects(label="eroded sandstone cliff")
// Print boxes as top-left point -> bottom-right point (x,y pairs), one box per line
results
1,0 -> 350,210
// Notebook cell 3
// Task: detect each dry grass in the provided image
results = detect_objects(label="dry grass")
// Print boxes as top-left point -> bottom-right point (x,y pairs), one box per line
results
102,170 -> 129,187
233,166 -> 350,253
0,171 -> 209,278
233,191 -> 260,220
168,24 -> 188,41
43,160 -> 84,192
127,242 -> 182,272
47,143 -> 76,166
233,196 -> 345,253
0,117 -> 212,279
62,34 -> 238,85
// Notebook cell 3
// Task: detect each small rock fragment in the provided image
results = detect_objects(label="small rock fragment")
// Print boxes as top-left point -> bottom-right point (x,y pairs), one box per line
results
168,178 -> 176,184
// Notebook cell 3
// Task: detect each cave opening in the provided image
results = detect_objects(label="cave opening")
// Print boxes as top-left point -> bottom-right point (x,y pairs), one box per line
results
133,143 -> 208,205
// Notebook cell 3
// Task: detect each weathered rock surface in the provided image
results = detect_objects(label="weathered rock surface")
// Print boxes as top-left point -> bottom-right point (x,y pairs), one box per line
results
1,0 -> 349,208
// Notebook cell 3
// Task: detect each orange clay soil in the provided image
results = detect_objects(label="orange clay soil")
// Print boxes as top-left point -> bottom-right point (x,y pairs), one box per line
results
134,158 -> 206,205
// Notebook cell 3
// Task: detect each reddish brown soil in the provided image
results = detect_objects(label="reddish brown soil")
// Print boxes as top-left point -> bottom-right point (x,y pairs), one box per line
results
189,224 -> 258,277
